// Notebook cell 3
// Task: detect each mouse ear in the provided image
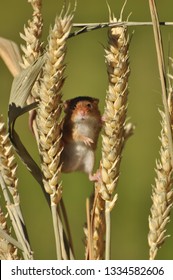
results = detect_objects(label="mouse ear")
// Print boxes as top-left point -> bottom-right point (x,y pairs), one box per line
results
93,98 -> 99,105
63,100 -> 70,113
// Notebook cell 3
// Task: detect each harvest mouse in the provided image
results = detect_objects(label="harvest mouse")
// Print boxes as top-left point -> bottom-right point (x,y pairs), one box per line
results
60,96 -> 102,181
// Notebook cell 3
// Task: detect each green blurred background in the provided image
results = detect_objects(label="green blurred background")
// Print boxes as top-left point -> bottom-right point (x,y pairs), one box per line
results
1,0 -> 173,260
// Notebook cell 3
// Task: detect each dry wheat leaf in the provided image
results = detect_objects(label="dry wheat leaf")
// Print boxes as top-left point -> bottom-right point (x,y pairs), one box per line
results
9,55 -> 45,107
8,56 -> 49,203
0,37 -> 22,77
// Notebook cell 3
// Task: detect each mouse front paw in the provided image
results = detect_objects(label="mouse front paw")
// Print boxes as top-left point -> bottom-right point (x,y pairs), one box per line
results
89,169 -> 101,182
82,136 -> 94,146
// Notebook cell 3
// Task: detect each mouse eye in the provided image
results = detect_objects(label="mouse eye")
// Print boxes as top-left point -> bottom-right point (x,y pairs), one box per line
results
86,103 -> 92,109
71,104 -> 76,110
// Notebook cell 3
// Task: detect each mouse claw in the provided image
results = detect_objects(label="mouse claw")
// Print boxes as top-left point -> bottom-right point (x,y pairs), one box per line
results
101,114 -> 107,123
83,136 -> 94,146
89,169 -> 102,182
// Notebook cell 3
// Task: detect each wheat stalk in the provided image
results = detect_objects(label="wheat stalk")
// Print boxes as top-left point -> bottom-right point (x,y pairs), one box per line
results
70,21 -> 173,38
149,0 -> 173,167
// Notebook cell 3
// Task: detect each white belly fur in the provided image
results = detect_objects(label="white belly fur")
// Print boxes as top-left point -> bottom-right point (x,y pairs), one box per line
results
61,142 -> 95,175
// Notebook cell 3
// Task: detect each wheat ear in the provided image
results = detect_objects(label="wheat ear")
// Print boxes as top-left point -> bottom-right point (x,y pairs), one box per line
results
20,0 -> 43,142
100,13 -> 130,200
89,126 -> 133,260
148,109 -> 173,260
88,8 -> 132,258
148,0 -> 173,260
37,9 -> 73,259
20,0 -> 43,71
0,115 -> 33,259
98,6 -> 132,259
148,69 -> 173,260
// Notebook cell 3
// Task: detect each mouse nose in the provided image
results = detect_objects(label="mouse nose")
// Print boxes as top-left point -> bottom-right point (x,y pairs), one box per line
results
79,109 -> 86,117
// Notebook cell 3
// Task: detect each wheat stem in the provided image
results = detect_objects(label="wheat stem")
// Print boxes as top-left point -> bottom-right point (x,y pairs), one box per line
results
105,201 -> 111,260
0,228 -> 22,251
86,198 -> 93,260
72,21 -> 173,28
51,201 -> 62,260
70,21 -> 173,38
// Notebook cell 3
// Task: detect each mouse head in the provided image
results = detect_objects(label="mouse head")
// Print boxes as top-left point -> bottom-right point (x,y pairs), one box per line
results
64,96 -> 99,113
